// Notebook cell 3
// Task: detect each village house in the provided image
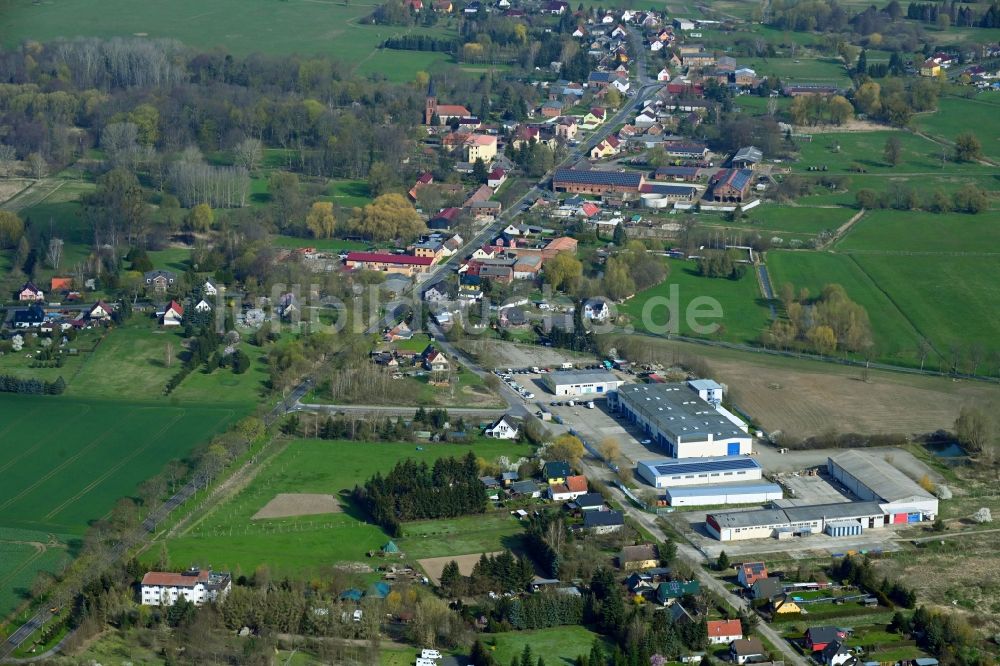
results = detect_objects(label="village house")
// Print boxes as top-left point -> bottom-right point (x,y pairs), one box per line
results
707,619 -> 743,645
590,135 -> 622,159
422,346 -> 450,373
805,627 -> 847,653
17,281 -> 44,302
140,569 -> 232,607
144,270 -> 176,294
487,168 -> 507,188
161,300 -> 184,327
543,460 -> 571,484
583,509 -> 624,534
484,415 -> 519,439
730,639 -> 766,665
736,561 -> 767,588
425,80 -> 471,124
465,134 -> 498,163
345,252 -> 436,276
618,544 -> 659,571
88,301 -> 114,322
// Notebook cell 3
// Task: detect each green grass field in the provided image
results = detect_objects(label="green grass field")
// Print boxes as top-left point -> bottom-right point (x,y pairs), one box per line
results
916,95 -> 1000,162
160,438 -> 534,577
746,56 -> 851,85
0,395 -> 240,619
705,205 -> 853,237
792,130 -> 994,175
766,250 -> 924,364
623,259 -> 773,345
0,0 -> 457,77
836,209 -> 1000,254
484,626 -> 613,665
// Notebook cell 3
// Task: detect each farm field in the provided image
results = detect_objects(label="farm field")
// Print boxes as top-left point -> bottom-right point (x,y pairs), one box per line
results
835,209 -> 1000,254
623,259 -> 773,345
159,438 -> 534,578
0,395 -> 240,619
0,0 -> 457,76
766,250 -> 924,365
618,335 -> 1000,439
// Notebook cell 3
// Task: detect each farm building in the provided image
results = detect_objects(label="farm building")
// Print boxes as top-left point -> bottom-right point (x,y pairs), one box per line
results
636,457 -> 763,489
551,168 -> 645,195
612,383 -> 752,457
705,501 -> 886,541
543,369 -> 624,396
827,451 -> 939,521
344,252 -> 436,276
665,481 -> 783,507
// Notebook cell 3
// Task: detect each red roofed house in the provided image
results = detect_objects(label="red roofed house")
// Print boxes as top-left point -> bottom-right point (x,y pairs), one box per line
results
18,281 -> 44,302
426,80 -> 471,124
404,0 -> 423,10
590,135 -> 621,159
566,474 -> 588,494
488,168 -> 507,188
465,134 -> 498,162
161,300 -> 184,327
541,236 -> 578,258
51,277 -> 73,292
707,619 -> 744,645
579,201 -> 600,218
345,252 -> 435,276
88,301 -> 114,322
409,172 -> 434,200
140,569 -> 232,606
737,561 -> 768,588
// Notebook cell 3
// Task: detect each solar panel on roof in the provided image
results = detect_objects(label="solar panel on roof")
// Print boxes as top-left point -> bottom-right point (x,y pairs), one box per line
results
650,457 -> 759,476
554,169 -> 643,187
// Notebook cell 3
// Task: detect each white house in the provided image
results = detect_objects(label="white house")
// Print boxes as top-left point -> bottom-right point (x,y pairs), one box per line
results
583,300 -> 610,322
611,78 -> 630,93
485,416 -> 519,439
140,569 -> 232,606
88,301 -> 113,321
203,280 -> 220,296
657,67 -> 672,81
161,300 -> 184,327
650,40 -> 664,51
194,299 -> 212,313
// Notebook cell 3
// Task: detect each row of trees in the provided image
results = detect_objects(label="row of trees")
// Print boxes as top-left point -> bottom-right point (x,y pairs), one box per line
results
697,249 -> 748,280
353,453 -> 486,536
856,182 -> 989,214
439,551 -> 535,597
0,374 -> 66,395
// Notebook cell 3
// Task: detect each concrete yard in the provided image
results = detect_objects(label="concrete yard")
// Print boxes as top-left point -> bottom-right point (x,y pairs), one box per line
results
779,473 -> 853,505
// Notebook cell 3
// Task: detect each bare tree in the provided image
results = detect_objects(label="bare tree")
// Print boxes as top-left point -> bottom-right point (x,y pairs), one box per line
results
233,137 -> 263,173
46,237 -> 64,270
0,144 -> 16,176
916,339 -> 933,371
26,153 -> 47,179
968,343 -> 985,376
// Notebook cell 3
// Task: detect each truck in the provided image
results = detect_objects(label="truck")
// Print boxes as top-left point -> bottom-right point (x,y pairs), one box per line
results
560,362 -> 573,369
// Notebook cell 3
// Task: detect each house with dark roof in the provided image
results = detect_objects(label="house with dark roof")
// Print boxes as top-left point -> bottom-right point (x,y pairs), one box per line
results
821,640 -> 854,666
805,627 -> 846,652
510,480 -> 542,498
17,281 -> 44,302
751,576 -> 783,601
655,579 -> 699,603
619,544 -> 659,571
709,168 -> 754,203
543,460 -> 572,483
144,270 -> 176,294
573,492 -> 606,511
730,638 -> 766,665
583,510 -> 625,534
13,304 -> 45,328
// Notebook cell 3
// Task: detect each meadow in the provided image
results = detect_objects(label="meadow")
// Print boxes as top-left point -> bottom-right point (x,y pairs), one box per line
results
484,626 -> 613,665
0,0 -> 457,81
623,258 -> 773,345
160,438 -> 534,578
0,395 -> 240,618
915,94 -> 1000,162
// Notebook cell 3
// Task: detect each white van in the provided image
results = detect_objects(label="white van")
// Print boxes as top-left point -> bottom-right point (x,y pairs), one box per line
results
421,649 -> 442,660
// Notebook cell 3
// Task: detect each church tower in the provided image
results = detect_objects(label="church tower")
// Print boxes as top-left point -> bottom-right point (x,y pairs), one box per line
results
425,78 -> 437,125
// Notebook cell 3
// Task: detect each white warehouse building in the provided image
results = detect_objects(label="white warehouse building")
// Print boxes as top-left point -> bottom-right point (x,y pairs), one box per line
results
636,456 -> 763,489
706,501 -> 887,541
140,569 -> 232,606
612,382 -> 752,457
665,481 -> 783,507
827,450 -> 939,522
543,369 -> 624,396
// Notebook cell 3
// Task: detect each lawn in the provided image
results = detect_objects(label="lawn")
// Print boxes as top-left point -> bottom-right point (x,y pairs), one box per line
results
623,259 -> 773,345
766,250 -> 924,364
160,438 -> 534,577
397,512 -> 525,559
916,95 -> 1000,162
355,49 -> 454,83
745,56 -> 852,86
0,0 -> 457,70
484,626 -> 612,665
0,395 -> 240,619
835,209 -> 1000,254
701,205 -> 852,237
791,130 -> 994,175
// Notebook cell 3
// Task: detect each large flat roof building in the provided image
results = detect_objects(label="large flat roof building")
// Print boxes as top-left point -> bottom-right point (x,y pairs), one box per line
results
666,481 -> 783,507
552,168 -> 645,195
612,383 -> 752,457
706,501 -> 886,541
637,456 -> 762,488
827,450 -> 938,521
543,369 -> 624,396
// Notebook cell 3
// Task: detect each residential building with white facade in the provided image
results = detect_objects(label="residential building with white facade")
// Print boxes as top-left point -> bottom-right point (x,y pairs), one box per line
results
140,569 -> 232,606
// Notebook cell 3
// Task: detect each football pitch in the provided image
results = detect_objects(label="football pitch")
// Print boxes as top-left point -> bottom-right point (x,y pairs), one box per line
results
0,395 -> 240,619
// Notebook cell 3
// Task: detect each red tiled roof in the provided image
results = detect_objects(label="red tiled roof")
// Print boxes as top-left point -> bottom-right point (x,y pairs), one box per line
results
707,619 -> 743,638
566,475 -> 588,493
346,252 -> 434,266
167,300 -> 183,315
142,571 -> 209,587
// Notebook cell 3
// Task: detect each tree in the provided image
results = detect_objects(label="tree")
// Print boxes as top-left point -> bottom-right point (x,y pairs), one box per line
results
46,237 -> 64,269
716,550 -> 730,571
855,49 -> 868,76
26,152 -> 47,179
473,158 -> 489,184
806,325 -> 837,355
827,95 -> 854,125
612,221 -> 627,246
598,437 -> 620,462
605,87 -> 623,108
854,81 -> 881,116
0,211 -> 24,249
953,132 -> 982,162
548,434 -> 584,464
349,193 -> 426,241
233,137 -> 263,173
0,144 -> 16,176
185,203 -> 214,232
953,183 -> 988,213
954,405 -> 993,455
883,136 -> 902,166
306,201 -> 337,238
544,251 -> 583,292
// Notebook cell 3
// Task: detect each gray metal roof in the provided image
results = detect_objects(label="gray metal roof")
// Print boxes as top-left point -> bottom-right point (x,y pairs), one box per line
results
708,501 -> 884,529
688,378 -> 723,392
666,481 -> 781,498
553,168 -> 643,188
828,451 -> 935,503
546,369 -> 620,386
733,146 -> 762,163
617,383 -> 747,441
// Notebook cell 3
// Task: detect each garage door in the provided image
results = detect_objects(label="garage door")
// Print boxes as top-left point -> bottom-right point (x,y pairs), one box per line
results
727,442 -> 740,456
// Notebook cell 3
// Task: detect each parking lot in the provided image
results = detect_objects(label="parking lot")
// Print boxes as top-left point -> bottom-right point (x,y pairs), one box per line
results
779,472 -> 855,505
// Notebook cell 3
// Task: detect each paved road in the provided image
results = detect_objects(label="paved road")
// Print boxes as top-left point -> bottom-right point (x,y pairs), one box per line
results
293,402 -> 507,418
